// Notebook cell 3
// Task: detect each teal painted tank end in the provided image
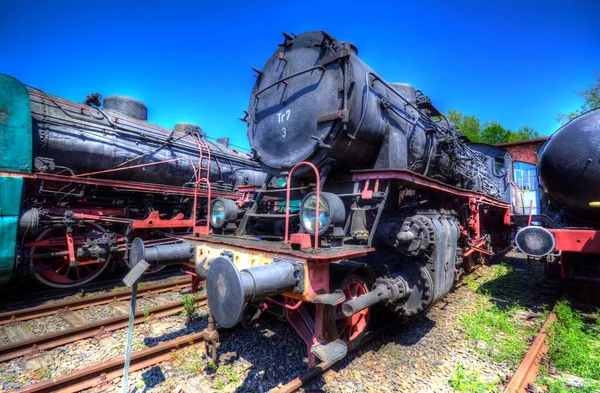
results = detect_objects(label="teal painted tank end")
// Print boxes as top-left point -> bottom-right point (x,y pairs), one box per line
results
0,73 -> 32,173
0,73 -> 30,284
0,176 -> 23,283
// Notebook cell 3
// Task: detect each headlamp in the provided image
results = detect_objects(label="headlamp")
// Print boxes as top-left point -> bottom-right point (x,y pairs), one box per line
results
210,198 -> 238,229
299,192 -> 345,235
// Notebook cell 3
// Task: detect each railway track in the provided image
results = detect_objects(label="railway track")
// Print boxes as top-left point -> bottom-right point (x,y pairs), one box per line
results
0,296 -> 207,362
0,278 -> 191,325
0,268 -> 186,309
11,331 -> 207,393
504,297 -> 563,393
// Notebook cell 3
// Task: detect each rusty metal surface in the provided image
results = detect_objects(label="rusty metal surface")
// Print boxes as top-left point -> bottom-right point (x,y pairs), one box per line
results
0,297 -> 206,362
504,311 -> 557,393
0,278 -> 190,325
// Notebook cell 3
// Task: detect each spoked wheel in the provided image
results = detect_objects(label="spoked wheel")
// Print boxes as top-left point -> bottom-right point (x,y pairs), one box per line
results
323,274 -> 370,350
30,224 -> 112,288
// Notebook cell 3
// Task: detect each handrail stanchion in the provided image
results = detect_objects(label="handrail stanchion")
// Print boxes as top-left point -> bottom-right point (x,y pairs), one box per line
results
284,162 -> 320,250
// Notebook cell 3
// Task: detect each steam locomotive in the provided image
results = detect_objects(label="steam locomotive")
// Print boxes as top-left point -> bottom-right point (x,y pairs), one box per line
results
516,109 -> 600,296
0,73 -> 266,288
129,31 -> 514,366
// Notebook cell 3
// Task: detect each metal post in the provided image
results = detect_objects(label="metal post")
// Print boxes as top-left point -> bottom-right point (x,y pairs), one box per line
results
122,282 -> 137,393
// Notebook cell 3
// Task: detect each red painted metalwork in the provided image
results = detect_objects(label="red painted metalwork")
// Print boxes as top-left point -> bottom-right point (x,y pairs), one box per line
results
265,297 -> 304,310
192,177 -> 211,236
65,230 -> 76,264
467,197 -> 481,240
352,169 -> 511,209
131,212 -> 192,229
285,299 -> 319,367
549,229 -> 600,254
290,233 -> 312,250
338,280 -> 369,341
306,261 -> 331,298
0,171 -> 239,200
284,162 -> 320,250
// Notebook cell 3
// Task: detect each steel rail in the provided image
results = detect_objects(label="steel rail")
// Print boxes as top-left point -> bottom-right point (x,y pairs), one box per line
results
0,278 -> 191,326
0,297 -> 207,362
504,309 -> 558,393
11,331 -> 207,393
275,321 -> 396,393
0,271 -> 185,308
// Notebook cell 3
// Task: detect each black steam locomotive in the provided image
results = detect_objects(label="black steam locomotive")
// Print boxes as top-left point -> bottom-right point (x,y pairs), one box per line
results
0,73 -> 266,288
129,31 -> 514,366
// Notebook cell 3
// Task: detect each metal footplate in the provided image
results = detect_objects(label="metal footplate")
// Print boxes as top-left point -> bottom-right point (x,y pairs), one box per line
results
311,339 -> 347,363
311,290 -> 346,305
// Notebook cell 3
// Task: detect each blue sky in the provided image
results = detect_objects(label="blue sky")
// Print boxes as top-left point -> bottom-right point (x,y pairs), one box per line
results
2,1 -> 598,149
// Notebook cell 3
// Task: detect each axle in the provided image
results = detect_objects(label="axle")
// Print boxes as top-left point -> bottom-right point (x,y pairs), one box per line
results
342,276 -> 409,317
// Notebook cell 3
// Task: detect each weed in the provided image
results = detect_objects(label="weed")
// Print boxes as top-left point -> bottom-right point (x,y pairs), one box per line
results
42,368 -> 52,379
449,363 -> 499,393
465,277 -> 480,293
218,364 -> 241,384
547,301 -> 600,380
112,286 -> 120,292
181,348 -> 205,374
207,359 -> 218,371
182,294 -> 197,322
214,380 -> 224,390
493,262 -> 513,278
134,342 -> 143,350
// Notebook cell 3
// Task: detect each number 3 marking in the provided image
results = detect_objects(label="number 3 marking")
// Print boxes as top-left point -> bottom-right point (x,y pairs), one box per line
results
281,127 -> 287,138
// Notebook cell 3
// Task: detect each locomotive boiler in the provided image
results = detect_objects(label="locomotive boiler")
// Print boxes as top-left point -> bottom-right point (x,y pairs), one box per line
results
128,31 -> 513,367
537,109 -> 600,221
247,31 -> 501,198
515,109 -> 600,297
0,73 -> 266,288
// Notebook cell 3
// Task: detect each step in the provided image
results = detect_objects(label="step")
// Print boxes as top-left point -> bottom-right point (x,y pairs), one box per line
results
311,339 -> 347,363
311,290 -> 346,306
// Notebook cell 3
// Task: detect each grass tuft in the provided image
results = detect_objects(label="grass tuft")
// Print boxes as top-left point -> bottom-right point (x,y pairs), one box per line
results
537,376 -> 600,393
547,301 -> 600,380
449,364 -> 500,393
182,294 -> 197,322
462,300 -> 532,366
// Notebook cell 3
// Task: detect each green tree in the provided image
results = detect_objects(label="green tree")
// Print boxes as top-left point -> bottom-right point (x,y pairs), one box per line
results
557,71 -> 600,124
506,125 -> 539,143
447,109 -> 482,142
480,121 -> 509,145
447,110 -> 539,144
